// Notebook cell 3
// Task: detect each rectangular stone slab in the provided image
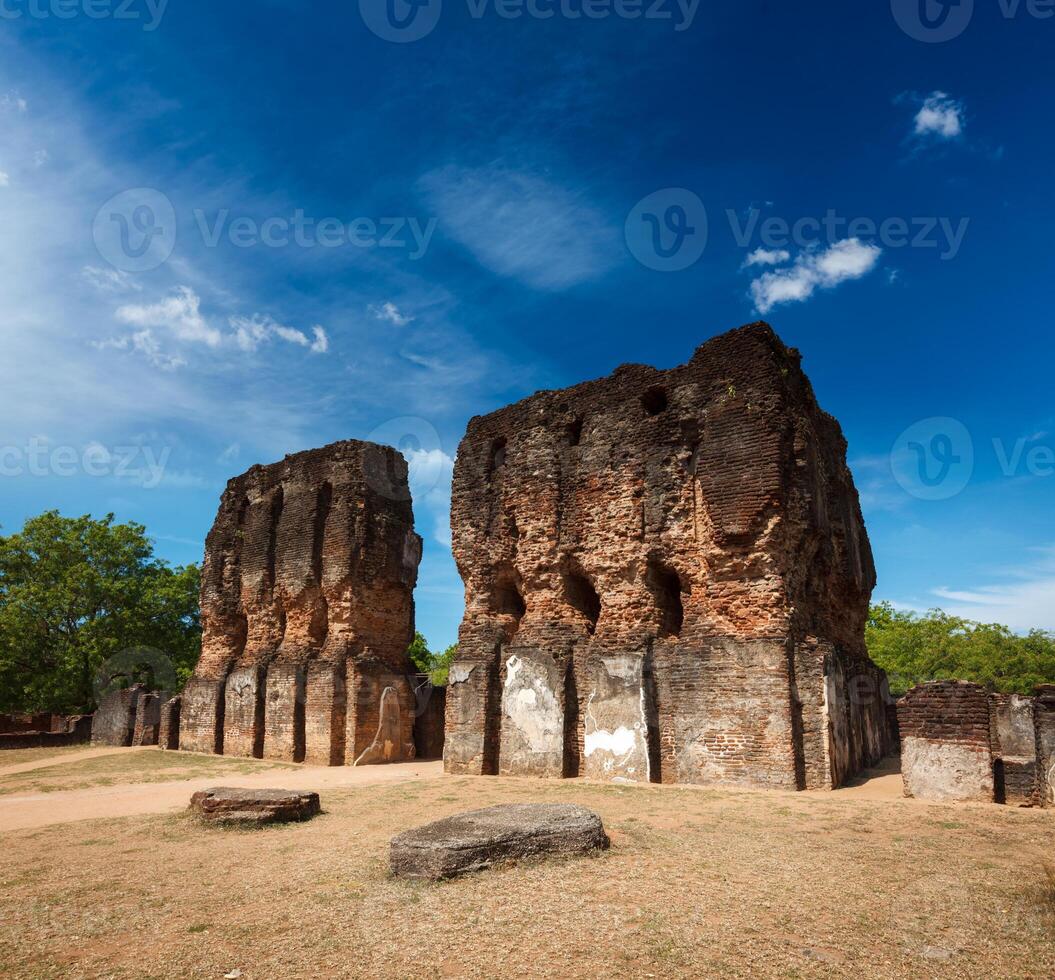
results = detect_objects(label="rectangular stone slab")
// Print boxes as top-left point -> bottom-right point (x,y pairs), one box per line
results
390,803 -> 609,880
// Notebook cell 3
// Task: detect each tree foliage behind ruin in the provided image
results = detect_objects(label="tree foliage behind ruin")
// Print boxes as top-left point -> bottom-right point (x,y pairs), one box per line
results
0,511 -> 201,714
866,602 -> 1055,696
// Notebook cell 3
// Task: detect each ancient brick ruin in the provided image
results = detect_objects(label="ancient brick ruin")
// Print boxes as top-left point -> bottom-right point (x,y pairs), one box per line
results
444,322 -> 894,790
898,680 -> 1055,805
0,712 -> 92,750
179,440 -> 422,765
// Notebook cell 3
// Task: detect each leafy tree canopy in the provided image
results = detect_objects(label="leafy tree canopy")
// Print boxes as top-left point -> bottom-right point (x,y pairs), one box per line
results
406,632 -> 457,686
866,601 -> 1055,696
0,511 -> 201,714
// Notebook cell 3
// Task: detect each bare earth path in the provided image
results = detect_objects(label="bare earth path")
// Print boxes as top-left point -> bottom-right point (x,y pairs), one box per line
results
0,752 -> 444,832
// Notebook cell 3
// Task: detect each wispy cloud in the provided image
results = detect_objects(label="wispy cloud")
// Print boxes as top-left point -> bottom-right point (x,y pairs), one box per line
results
230,313 -> 329,354
82,265 -> 142,294
419,164 -> 616,291
748,238 -> 882,314
742,247 -> 790,268
369,301 -> 413,327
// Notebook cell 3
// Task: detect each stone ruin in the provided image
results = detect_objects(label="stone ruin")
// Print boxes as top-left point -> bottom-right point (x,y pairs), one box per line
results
443,321 -> 895,789
179,440 -> 422,765
898,680 -> 1055,805
0,712 -> 92,750
91,685 -> 172,747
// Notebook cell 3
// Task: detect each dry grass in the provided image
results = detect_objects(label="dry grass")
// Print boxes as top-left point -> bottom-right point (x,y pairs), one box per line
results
0,745 -> 88,768
0,750 -> 297,796
2,767 -> 1054,979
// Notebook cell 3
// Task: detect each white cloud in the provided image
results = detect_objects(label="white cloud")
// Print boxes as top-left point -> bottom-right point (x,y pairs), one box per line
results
82,265 -> 141,294
94,330 -> 187,371
33,149 -> 48,167
913,91 -> 965,141
116,286 -> 222,347
1,92 -> 27,113
370,301 -> 413,327
742,247 -> 790,268
406,447 -> 455,548
749,238 -> 882,314
0,171 -> 9,188
229,313 -> 329,354
419,165 -> 616,291
218,442 -> 241,463
309,325 -> 328,353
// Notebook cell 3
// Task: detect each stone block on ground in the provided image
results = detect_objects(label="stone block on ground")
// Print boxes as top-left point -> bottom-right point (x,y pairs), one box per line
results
389,803 -> 609,880
188,787 -> 321,826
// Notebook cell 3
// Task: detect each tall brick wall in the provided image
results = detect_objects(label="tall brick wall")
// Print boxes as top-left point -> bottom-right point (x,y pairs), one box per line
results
179,440 -> 422,765
444,322 -> 893,789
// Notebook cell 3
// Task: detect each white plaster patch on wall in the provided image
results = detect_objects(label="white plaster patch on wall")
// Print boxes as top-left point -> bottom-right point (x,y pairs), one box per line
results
449,664 -> 476,685
503,654 -> 562,754
901,736 -> 994,802
584,725 -> 638,759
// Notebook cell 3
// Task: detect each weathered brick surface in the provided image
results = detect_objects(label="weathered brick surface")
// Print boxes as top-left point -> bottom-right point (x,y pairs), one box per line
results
91,685 -> 146,746
898,682 -> 993,802
989,693 -> 1037,805
1035,685 -> 1055,808
444,322 -> 893,789
411,678 -> 446,759
131,691 -> 165,746
180,440 -> 421,765
158,696 -> 181,750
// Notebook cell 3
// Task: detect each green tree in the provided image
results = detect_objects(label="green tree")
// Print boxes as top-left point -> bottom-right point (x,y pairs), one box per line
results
0,511 -> 201,714
428,643 -> 458,687
866,601 -> 1055,696
406,631 -> 432,674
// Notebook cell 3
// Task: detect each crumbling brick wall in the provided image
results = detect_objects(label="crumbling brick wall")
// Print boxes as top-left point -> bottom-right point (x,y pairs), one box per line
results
989,692 -> 1037,805
444,322 -> 893,789
91,685 -> 146,747
898,681 -> 994,801
131,691 -> 168,747
158,696 -> 181,750
1034,685 -> 1055,808
179,440 -> 422,765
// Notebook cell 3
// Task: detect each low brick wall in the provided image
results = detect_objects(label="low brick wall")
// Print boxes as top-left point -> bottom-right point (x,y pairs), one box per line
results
897,681 -> 994,802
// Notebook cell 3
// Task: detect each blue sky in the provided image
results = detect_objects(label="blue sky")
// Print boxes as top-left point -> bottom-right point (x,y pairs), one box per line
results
0,1 -> 1052,649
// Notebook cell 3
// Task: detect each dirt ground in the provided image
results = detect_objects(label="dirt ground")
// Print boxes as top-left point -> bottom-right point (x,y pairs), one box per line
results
2,750 -> 1053,979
